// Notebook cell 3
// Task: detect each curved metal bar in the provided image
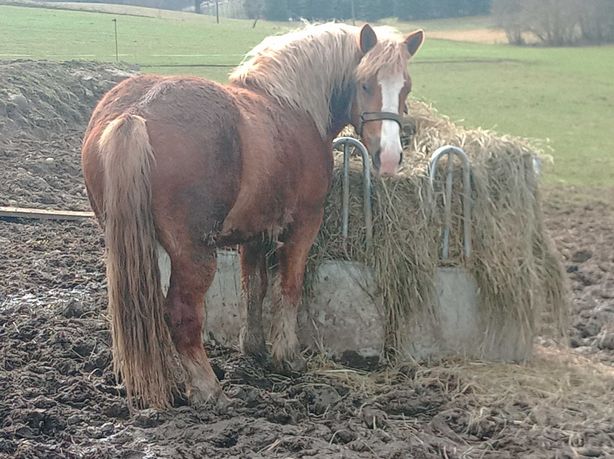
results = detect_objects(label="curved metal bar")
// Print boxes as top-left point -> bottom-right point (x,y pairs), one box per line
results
342,141 -> 350,241
332,137 -> 373,249
428,146 -> 472,260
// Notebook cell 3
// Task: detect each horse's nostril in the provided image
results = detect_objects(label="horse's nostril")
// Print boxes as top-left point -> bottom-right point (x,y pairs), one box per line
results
373,150 -> 381,170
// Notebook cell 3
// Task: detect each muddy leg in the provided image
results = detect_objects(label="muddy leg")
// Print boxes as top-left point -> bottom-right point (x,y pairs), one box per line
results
239,242 -> 269,361
270,210 -> 324,370
165,248 -> 227,410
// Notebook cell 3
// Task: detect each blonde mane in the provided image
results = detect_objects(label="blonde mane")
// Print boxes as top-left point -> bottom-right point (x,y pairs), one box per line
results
229,23 -> 408,137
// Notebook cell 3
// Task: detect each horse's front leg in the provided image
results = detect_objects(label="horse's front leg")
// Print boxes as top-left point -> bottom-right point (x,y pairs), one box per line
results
270,209 -> 324,371
239,242 -> 269,362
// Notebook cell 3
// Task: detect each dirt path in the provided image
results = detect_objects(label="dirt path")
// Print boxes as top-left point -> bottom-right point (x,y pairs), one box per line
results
425,28 -> 509,44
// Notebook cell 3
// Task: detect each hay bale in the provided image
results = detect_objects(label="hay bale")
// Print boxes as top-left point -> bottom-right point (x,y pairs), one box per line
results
307,101 -> 570,358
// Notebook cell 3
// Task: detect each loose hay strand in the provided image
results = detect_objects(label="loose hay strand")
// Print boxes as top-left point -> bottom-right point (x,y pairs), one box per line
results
312,345 -> 614,453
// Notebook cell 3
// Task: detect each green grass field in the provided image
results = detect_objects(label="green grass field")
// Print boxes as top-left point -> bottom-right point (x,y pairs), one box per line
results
1,4 -> 612,187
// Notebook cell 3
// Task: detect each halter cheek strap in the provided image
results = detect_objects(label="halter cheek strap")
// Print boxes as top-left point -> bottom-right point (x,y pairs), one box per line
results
357,112 -> 403,136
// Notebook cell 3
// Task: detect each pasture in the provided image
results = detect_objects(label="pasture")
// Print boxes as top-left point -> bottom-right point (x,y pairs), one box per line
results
0,3 -> 613,458
1,4 -> 613,186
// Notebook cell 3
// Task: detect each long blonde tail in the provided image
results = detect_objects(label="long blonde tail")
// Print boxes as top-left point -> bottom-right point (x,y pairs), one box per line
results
98,114 -> 177,409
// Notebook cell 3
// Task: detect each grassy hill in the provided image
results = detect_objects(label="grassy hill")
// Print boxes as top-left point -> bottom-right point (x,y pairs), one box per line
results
1,4 -> 612,187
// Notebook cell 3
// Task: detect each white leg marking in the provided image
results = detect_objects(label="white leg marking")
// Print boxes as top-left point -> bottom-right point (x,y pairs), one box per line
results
270,302 -> 299,362
157,241 -> 171,297
378,71 -> 404,175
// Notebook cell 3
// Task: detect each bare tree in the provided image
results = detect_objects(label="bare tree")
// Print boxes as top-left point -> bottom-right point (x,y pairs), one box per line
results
524,0 -> 579,46
492,0 -> 525,45
493,0 -> 614,46
578,0 -> 614,43
244,0 -> 264,27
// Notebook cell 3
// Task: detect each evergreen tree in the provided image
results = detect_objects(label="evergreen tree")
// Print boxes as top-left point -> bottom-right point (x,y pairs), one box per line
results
310,0 -> 335,19
263,0 -> 289,20
394,0 -> 425,21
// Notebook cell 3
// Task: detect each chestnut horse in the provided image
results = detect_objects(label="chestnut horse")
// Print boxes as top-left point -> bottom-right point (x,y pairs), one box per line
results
82,23 -> 424,409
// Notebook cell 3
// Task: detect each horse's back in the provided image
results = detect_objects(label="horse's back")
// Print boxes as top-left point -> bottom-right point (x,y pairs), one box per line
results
85,74 -> 241,150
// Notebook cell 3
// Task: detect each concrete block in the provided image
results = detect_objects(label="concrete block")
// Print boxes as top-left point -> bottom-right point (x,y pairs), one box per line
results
198,251 -> 531,362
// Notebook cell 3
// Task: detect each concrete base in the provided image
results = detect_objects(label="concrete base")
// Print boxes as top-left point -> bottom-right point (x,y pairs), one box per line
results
403,268 -> 532,361
203,252 -> 384,360
201,251 -> 531,362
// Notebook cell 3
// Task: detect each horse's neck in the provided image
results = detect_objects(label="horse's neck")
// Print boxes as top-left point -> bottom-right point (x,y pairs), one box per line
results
234,82 -> 354,143
326,82 -> 355,140
230,30 -> 361,139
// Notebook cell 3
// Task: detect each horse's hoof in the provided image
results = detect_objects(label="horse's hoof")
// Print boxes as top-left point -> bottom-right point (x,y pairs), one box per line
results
189,389 -> 238,414
244,347 -> 272,366
288,354 -> 307,372
214,393 -> 244,414
240,332 -> 269,362
273,354 -> 306,375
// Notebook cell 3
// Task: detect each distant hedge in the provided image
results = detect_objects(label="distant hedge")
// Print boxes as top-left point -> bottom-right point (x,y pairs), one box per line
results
493,0 -> 614,46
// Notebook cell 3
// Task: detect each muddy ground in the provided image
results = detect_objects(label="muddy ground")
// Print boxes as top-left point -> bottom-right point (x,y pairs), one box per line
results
0,61 -> 613,458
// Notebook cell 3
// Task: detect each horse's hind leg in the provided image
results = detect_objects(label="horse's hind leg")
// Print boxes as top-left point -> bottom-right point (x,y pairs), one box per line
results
163,245 -> 226,409
270,209 -> 324,370
239,242 -> 269,361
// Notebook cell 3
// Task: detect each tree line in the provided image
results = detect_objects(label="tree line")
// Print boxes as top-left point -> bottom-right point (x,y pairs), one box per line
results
247,0 -> 492,21
493,0 -> 614,45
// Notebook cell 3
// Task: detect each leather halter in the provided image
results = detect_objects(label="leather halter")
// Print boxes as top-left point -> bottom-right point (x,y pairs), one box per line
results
357,111 -> 403,136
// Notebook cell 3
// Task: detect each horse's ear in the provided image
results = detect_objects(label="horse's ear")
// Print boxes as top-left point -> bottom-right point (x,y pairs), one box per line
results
405,29 -> 425,56
359,24 -> 377,54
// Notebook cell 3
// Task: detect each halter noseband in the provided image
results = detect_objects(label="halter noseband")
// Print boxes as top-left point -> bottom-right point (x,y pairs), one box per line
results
357,112 -> 403,136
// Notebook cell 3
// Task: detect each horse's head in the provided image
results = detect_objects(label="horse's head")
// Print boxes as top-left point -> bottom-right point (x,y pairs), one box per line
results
351,27 -> 425,177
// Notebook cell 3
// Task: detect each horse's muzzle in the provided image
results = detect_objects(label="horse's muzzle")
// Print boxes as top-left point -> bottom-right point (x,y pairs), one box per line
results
373,148 -> 403,177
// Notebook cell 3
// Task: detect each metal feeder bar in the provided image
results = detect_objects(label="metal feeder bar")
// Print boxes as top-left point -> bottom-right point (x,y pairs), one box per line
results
332,137 -> 373,249
428,146 -> 472,260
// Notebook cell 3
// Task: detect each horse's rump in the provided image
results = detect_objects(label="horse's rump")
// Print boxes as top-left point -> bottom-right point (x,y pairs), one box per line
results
85,74 -> 244,231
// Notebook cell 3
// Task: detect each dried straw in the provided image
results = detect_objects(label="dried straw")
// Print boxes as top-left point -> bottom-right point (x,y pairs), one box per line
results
306,101 -> 570,357
310,345 -> 614,455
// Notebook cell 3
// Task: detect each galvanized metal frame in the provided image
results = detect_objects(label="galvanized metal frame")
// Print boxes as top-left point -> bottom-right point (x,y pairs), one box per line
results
332,139 -> 472,261
428,145 -> 472,260
332,137 -> 373,249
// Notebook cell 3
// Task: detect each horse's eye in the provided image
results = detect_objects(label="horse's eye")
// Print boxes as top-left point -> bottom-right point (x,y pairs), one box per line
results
362,83 -> 369,93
